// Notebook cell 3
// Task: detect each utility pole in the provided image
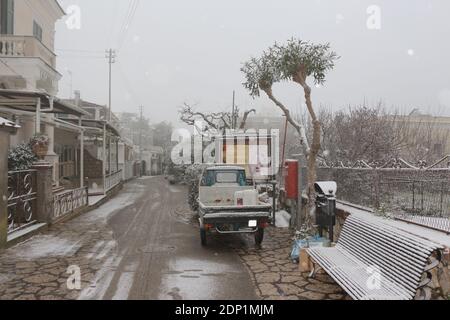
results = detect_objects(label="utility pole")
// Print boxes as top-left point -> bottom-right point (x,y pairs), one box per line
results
105,49 -> 116,122
67,70 -> 73,99
232,90 -> 236,130
105,49 -> 116,174
139,106 -> 144,176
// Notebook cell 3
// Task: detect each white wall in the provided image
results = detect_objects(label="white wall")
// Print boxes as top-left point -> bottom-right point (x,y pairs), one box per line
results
13,0 -> 64,50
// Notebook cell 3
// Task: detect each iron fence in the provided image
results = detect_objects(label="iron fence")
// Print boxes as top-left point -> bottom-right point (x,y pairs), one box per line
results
379,178 -> 449,217
317,167 -> 450,218
53,187 -> 89,221
7,170 -> 37,234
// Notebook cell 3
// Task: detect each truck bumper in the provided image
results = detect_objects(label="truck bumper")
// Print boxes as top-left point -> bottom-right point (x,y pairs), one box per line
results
200,212 -> 271,234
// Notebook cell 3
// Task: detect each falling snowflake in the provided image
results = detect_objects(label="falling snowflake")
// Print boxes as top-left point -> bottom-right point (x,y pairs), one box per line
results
336,14 -> 344,24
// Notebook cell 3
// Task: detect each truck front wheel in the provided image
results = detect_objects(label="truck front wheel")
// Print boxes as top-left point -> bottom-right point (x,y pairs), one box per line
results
255,228 -> 264,246
200,227 -> 207,246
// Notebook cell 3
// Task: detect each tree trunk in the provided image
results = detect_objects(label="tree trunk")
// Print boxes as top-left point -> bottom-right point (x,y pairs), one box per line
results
291,67 -> 322,229
301,82 -> 321,228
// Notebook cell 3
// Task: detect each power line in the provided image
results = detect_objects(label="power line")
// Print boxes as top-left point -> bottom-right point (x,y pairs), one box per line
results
58,55 -> 106,60
107,0 -> 120,48
117,0 -> 140,51
116,60 -> 142,106
56,49 -> 105,54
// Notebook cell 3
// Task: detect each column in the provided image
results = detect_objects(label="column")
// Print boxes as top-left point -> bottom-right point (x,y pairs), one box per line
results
0,130 -> 10,248
32,161 -> 54,224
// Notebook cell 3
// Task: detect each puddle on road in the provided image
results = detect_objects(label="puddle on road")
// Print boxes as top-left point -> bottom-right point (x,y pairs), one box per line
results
137,244 -> 176,254
158,257 -> 239,300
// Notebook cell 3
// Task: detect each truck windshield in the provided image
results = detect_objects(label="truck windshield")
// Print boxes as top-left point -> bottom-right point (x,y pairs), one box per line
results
216,172 -> 239,183
201,170 -> 246,186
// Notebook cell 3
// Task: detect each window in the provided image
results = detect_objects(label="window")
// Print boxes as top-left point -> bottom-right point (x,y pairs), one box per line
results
201,170 -> 247,186
0,0 -> 14,35
33,21 -> 43,41
216,172 -> 239,184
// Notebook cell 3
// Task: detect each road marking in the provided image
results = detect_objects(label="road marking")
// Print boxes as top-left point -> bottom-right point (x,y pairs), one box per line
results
85,241 -> 105,259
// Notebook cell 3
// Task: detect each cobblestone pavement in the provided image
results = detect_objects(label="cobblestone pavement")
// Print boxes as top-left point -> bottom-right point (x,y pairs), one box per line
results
0,183 -> 139,300
233,228 -> 350,300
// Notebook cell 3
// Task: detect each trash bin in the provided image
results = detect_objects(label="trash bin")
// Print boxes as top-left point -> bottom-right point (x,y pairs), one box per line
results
314,181 -> 337,242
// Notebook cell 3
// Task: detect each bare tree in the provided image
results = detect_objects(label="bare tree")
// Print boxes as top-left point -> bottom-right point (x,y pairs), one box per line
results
179,103 -> 255,134
241,38 -> 338,229
316,105 -> 450,166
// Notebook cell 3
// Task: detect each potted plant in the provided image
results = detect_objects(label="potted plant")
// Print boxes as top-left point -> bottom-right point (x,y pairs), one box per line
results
31,133 -> 50,160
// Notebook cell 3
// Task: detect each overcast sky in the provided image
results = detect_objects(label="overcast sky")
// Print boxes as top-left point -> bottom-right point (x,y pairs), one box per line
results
55,0 -> 450,124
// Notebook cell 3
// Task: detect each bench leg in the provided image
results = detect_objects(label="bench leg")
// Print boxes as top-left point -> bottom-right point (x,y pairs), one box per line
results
415,251 -> 443,300
308,260 -> 322,279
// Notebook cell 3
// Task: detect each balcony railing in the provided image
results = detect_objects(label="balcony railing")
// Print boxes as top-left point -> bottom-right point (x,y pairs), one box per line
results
53,187 -> 89,221
105,170 -> 123,192
0,35 -> 56,68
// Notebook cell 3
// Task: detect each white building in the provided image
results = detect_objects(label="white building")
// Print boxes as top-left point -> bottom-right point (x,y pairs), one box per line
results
0,0 -> 64,94
0,1 -> 90,190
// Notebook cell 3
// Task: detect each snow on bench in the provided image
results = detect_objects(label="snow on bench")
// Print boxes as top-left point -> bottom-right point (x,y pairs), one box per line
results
307,214 -> 444,300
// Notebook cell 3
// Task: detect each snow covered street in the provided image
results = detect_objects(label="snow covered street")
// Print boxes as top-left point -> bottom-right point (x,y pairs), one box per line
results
0,177 -> 256,300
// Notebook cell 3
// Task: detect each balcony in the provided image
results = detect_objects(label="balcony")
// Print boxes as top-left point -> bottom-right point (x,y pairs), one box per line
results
0,36 -> 60,95
0,35 -> 56,68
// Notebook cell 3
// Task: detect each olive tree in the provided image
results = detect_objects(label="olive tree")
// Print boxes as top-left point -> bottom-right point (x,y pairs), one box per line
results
241,39 -> 338,228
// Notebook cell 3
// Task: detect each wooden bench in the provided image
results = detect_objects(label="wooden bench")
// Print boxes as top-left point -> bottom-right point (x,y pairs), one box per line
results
307,214 -> 444,300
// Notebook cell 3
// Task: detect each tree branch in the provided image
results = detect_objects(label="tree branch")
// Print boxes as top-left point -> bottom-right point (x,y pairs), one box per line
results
263,87 -> 310,155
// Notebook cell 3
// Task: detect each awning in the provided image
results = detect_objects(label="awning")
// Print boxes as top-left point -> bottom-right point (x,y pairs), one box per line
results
60,117 -> 121,137
0,89 -> 90,117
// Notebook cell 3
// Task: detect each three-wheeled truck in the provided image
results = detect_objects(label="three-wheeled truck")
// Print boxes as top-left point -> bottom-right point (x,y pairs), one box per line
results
197,166 -> 272,246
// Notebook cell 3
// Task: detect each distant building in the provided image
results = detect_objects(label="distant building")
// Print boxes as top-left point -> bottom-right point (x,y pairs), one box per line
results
391,110 -> 450,161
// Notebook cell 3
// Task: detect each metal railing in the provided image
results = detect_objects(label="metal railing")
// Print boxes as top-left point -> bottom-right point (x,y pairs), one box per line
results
105,170 -> 123,192
7,170 -> 37,234
53,187 -> 89,221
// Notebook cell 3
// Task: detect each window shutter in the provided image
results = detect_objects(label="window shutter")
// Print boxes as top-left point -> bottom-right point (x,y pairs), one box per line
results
7,0 -> 14,34
0,0 -> 6,34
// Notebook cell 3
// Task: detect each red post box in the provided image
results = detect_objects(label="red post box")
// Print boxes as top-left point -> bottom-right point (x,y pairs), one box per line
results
285,160 -> 299,200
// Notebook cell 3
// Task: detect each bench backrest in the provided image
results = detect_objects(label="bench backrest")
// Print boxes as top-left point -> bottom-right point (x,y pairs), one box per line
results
336,213 -> 442,297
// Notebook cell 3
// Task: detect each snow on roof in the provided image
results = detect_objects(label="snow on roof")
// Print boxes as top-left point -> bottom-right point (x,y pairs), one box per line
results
0,117 -> 20,129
